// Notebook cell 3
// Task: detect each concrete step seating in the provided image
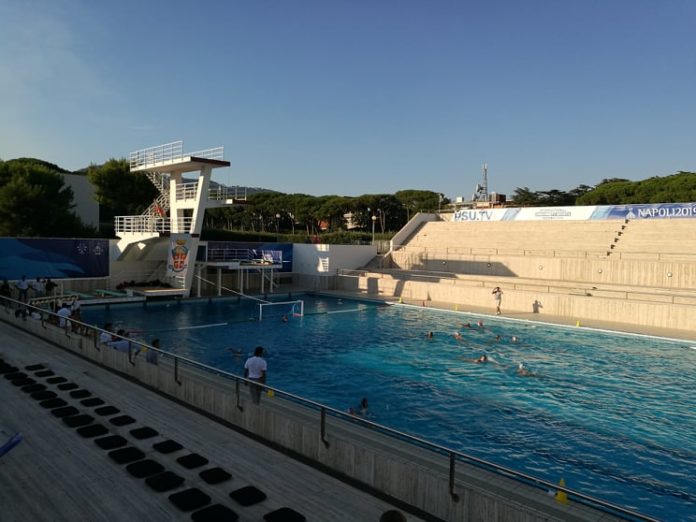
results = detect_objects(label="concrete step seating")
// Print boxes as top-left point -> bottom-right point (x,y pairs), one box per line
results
405,221 -> 620,256
363,269 -> 696,304
0,356 -> 306,522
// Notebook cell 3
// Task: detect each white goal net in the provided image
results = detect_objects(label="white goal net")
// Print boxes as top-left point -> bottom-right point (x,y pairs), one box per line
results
258,300 -> 304,321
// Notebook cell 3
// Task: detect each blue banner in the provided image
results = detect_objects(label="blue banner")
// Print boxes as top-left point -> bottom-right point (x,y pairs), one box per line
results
591,203 -> 696,220
206,241 -> 293,272
0,238 -> 109,281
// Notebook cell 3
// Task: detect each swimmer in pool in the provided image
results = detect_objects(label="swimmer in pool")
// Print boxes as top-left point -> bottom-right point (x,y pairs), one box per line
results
426,331 -> 434,339
511,336 -> 519,343
516,362 -> 534,376
477,320 -> 485,329
463,354 -> 491,364
453,332 -> 463,340
349,398 -> 369,416
462,322 -> 472,329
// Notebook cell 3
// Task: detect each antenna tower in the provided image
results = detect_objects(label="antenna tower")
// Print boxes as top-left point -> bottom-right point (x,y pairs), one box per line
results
481,163 -> 489,202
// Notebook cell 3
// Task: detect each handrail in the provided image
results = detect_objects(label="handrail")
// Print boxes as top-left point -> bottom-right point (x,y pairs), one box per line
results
0,294 -> 659,521
114,216 -> 194,234
129,140 -> 224,169
391,243 -> 696,261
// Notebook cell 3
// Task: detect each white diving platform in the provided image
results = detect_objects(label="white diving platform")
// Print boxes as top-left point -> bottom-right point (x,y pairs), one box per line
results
116,140 -> 238,298
129,140 -> 230,173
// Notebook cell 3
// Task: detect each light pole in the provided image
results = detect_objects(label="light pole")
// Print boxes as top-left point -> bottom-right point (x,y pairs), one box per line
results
275,213 -> 281,241
371,214 -> 377,245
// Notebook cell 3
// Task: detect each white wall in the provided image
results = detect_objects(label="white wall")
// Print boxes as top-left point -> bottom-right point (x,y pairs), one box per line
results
293,244 -> 376,275
390,212 -> 438,249
63,173 -> 99,227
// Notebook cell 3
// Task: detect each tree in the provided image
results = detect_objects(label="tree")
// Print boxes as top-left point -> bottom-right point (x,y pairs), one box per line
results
0,159 -> 94,237
511,187 -> 541,206
86,159 -> 158,215
577,172 -> 696,205
316,195 -> 351,232
395,190 -> 442,221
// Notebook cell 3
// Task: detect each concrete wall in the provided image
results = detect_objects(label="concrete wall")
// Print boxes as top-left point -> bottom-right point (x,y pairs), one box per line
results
390,212 -> 439,249
62,173 -> 99,228
335,272 -> 695,333
391,250 -> 696,290
1,309 -> 619,522
293,244 -> 376,276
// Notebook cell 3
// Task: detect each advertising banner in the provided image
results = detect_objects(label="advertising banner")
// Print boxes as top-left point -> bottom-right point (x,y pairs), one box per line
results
0,238 -> 109,281
453,203 -> 696,222
590,203 -> 696,220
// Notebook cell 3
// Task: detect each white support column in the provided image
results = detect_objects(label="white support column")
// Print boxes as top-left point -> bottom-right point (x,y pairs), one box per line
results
169,173 -> 184,233
196,265 -> 202,297
217,267 -> 222,296
190,166 -> 212,236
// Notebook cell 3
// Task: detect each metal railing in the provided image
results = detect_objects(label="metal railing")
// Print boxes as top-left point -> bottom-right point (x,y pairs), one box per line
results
173,183 -> 248,202
115,216 -> 194,234
130,141 -> 183,169
188,146 -> 224,161
0,294 -> 658,522
206,248 -> 282,265
208,186 -> 248,201
175,182 -> 199,200
129,140 -> 224,169
391,244 -> 609,258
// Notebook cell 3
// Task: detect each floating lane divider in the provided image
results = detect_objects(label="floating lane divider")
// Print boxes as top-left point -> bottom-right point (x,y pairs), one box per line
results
176,322 -> 228,331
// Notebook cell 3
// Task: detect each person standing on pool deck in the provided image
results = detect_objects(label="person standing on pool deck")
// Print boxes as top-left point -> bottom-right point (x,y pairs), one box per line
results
492,286 -> 503,315
244,346 -> 267,405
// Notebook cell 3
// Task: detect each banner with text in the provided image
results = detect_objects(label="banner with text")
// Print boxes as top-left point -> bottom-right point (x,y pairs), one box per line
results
452,203 -> 696,222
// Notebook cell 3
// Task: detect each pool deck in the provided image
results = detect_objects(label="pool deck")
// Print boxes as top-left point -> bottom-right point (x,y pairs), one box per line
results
0,321 -> 423,522
320,290 -> 696,342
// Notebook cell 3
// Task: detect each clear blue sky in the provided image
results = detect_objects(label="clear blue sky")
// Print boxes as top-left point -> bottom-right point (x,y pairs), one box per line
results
1,0 -> 694,199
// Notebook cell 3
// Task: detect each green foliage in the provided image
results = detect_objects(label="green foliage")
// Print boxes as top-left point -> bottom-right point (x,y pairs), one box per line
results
577,172 -> 696,205
202,227 -> 384,244
86,158 -> 158,215
514,173 -> 696,207
395,189 -> 443,215
0,158 -> 95,237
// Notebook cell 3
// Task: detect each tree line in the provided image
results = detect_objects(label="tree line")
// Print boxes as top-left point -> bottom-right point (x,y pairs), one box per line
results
1,155 -> 694,238
512,172 -> 696,207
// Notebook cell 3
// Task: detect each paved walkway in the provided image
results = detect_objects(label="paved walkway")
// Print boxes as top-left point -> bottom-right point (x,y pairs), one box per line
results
0,321 -> 420,522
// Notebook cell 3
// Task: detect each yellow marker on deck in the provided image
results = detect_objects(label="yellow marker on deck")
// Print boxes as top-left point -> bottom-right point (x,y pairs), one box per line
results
398,297 -> 403,303
555,478 -> 569,504
267,389 -> 275,398
576,320 -> 581,327
454,304 -> 459,311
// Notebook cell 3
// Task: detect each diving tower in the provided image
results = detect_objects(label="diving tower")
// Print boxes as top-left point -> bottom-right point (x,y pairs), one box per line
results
115,140 -> 235,297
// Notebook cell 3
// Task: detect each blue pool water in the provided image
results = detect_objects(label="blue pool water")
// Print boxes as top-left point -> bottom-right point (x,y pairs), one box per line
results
82,296 -> 696,520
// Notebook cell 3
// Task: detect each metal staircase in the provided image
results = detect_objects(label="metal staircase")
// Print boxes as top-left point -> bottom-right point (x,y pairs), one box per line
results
142,172 -> 170,218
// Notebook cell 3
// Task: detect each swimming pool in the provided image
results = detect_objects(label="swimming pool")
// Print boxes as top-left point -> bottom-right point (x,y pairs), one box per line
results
82,295 -> 696,520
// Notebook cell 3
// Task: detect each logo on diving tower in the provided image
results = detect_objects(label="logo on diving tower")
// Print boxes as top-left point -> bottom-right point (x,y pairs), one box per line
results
168,238 -> 189,273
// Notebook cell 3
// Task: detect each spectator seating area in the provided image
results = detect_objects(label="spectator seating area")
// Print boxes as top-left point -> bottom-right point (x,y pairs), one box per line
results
339,217 -> 696,334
